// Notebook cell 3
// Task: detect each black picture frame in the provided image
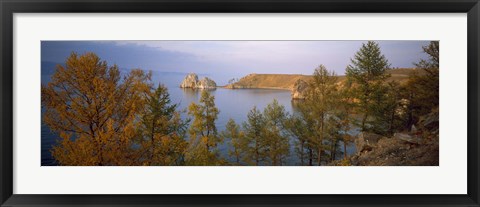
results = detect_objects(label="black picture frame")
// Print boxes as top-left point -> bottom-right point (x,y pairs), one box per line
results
1,0 -> 479,206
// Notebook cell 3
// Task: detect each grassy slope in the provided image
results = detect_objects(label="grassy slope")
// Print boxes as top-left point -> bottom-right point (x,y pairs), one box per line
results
225,68 -> 419,90
226,74 -> 312,90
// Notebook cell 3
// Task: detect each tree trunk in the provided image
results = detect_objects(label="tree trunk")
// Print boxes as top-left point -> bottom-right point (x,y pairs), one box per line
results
389,109 -> 395,136
255,139 -> 259,166
331,142 -> 336,162
317,147 -> 322,166
318,113 -> 324,166
300,141 -> 305,166
149,120 -> 156,165
361,113 -> 368,131
308,148 -> 313,166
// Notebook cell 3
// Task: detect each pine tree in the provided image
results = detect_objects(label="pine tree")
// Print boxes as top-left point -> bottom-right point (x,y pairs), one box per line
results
334,83 -> 355,160
304,65 -> 338,165
285,113 -> 310,165
185,90 -> 222,165
346,41 -> 391,132
242,106 -> 267,165
139,84 -> 188,165
263,99 -> 290,165
404,41 -> 439,129
222,118 -> 245,165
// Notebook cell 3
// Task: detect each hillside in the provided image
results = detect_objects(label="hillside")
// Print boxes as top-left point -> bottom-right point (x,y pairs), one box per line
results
225,74 -> 312,90
224,68 -> 419,90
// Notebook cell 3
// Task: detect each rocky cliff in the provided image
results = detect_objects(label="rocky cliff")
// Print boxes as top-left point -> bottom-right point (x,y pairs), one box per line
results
291,79 -> 309,100
180,73 -> 199,88
197,77 -> 217,89
180,73 -> 217,89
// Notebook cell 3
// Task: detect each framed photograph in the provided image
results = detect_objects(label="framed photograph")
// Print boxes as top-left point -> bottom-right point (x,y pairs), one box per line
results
1,0 -> 479,206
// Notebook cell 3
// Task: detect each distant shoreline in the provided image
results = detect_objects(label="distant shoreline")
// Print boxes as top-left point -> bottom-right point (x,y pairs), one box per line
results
219,86 -> 292,91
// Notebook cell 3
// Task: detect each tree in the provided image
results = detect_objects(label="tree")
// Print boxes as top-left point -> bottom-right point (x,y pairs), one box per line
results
228,78 -> 237,85
325,116 -> 342,161
242,106 -> 267,165
138,84 -> 188,165
376,81 -> 402,135
404,41 -> 439,129
263,99 -> 290,165
304,65 -> 338,165
221,118 -> 245,165
185,90 -> 222,165
285,112 -> 310,165
346,41 -> 391,132
329,82 -> 355,161
42,52 -> 152,165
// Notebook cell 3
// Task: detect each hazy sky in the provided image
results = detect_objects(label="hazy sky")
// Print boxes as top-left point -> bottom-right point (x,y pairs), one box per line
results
41,40 -> 430,79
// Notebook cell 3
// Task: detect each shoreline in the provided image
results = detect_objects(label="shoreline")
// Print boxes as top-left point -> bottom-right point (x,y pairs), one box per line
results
219,86 -> 292,91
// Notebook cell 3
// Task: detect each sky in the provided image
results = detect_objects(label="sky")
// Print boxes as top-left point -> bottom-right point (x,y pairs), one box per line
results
41,40 -> 431,82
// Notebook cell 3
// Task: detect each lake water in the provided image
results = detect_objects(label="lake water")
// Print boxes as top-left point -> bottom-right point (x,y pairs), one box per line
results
41,71 -> 356,166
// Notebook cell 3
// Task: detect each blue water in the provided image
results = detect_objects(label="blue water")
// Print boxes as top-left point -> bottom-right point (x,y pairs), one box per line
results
41,71 -> 356,166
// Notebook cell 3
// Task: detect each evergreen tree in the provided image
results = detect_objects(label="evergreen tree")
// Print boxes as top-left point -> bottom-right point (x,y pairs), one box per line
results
404,41 -> 439,129
185,90 -> 222,165
263,99 -> 290,165
375,81 -> 402,135
285,112 -> 310,165
222,118 -> 245,165
334,83 -> 355,160
325,115 -> 344,161
242,106 -> 267,165
304,65 -> 338,165
346,41 -> 391,132
139,84 -> 188,165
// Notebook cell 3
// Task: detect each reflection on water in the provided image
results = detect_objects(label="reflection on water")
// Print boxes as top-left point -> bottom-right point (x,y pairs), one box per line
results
41,72 -> 356,166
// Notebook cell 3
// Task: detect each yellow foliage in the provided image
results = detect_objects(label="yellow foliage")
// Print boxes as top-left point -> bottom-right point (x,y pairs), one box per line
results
42,52 -> 151,166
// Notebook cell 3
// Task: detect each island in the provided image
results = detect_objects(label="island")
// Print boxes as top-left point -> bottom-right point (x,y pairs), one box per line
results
180,73 -> 217,89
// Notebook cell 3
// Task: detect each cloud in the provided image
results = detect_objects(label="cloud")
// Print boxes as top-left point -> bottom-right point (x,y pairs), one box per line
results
43,40 -> 431,78
114,41 -> 339,74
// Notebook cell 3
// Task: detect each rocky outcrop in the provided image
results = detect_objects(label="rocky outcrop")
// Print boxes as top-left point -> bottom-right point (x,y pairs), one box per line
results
291,79 -> 309,100
418,108 -> 439,131
180,73 -> 217,89
394,133 -> 422,144
197,77 -> 217,89
335,130 -> 439,166
354,132 -> 383,154
347,135 -> 439,166
180,73 -> 199,88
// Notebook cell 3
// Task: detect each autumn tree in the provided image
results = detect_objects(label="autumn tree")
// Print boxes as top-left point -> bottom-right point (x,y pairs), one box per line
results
138,84 -> 188,166
42,52 -> 151,165
346,41 -> 391,132
262,99 -> 290,165
242,106 -> 268,165
221,118 -> 245,165
185,90 -> 222,165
